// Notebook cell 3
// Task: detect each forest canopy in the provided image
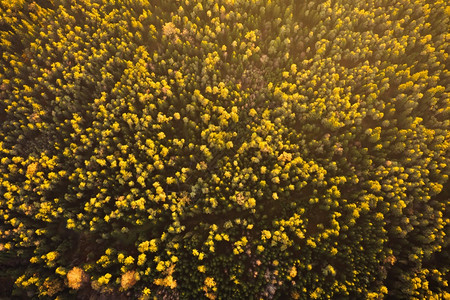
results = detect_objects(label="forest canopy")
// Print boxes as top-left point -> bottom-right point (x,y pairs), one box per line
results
0,0 -> 449,299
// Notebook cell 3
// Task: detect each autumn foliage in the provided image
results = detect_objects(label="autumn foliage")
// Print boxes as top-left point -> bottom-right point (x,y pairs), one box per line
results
0,0 -> 449,299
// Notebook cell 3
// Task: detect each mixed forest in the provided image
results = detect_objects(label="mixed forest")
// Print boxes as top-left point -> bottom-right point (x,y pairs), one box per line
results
0,0 -> 449,299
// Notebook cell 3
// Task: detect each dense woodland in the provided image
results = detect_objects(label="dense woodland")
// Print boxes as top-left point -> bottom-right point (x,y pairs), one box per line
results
0,0 -> 449,299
